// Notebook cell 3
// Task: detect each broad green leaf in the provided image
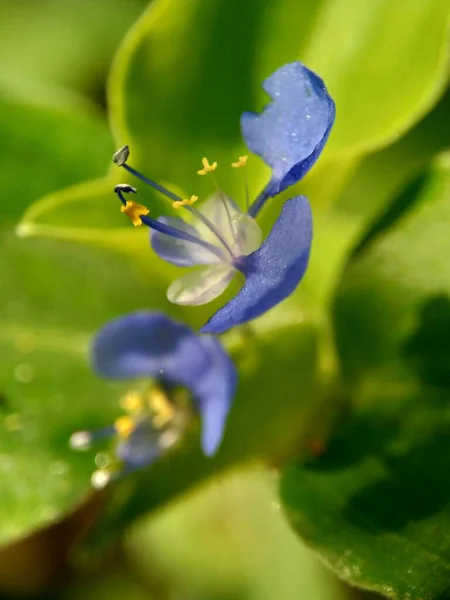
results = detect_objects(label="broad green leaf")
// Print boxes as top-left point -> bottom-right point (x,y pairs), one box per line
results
281,381 -> 450,600
333,152 -> 450,381
0,84 -> 113,221
0,229 -> 170,546
304,0 -> 450,157
126,467 -> 348,600
298,86 -> 450,305
280,154 -> 450,599
0,88 -> 169,546
0,0 -> 147,98
19,0 -> 450,309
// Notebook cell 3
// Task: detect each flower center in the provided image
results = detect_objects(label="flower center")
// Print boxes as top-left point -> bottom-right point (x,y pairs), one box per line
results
112,146 -> 257,264
70,384 -> 194,488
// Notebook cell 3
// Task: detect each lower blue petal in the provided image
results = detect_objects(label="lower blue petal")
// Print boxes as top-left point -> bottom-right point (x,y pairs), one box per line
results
201,196 -> 312,334
91,312 -> 236,455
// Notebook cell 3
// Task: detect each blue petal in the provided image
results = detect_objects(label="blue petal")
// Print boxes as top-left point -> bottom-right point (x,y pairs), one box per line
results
201,196 -> 312,334
243,62 -> 335,216
91,311 -> 236,455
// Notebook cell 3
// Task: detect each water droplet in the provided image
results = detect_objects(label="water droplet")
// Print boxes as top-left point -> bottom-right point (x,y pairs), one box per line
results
305,114 -> 311,120
95,452 -> 111,468
91,469 -> 111,489
70,431 -> 92,451
14,363 -> 35,383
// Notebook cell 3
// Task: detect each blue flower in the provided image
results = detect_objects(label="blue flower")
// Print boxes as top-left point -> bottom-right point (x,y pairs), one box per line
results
113,62 -> 335,333
70,311 -> 236,486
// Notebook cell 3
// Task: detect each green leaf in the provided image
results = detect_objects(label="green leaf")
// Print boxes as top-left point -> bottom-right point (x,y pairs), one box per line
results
334,152 -> 450,381
125,466 -> 347,600
21,0 -> 450,252
0,84 -> 113,222
280,154 -> 450,599
0,87 -> 169,546
0,0 -> 147,97
281,381 -> 450,600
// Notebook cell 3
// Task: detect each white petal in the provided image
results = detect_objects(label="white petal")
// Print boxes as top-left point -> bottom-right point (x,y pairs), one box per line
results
167,264 -> 235,306
232,213 -> 262,255
151,216 -> 221,266
194,192 -> 242,247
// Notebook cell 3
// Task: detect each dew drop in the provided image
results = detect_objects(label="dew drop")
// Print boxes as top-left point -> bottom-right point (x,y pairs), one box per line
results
91,469 -> 111,489
95,452 -> 111,469
70,431 -> 92,451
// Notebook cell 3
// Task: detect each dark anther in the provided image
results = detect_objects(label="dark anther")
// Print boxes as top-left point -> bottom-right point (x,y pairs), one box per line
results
113,145 -> 130,166
114,183 -> 137,194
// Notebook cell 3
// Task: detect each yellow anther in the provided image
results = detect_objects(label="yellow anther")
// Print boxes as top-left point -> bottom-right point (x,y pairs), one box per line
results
172,195 -> 198,210
149,388 -> 175,428
114,415 -> 135,439
120,200 -> 149,226
120,392 -> 143,413
231,155 -> 248,168
197,157 -> 218,175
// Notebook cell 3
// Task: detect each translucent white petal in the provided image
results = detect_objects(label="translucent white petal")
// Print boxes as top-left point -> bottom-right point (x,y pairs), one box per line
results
232,213 -> 262,256
167,264 -> 235,306
151,216 -> 222,266
194,192 -> 242,247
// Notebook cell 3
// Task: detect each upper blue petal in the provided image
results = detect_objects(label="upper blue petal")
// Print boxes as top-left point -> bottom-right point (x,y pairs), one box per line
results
242,62 -> 335,215
91,311 -> 236,455
201,196 -> 312,334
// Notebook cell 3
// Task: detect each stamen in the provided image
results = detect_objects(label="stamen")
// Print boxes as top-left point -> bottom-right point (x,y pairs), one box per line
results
114,183 -> 137,197
70,431 -> 92,451
115,416 -> 135,439
113,147 -> 183,203
149,388 -> 175,428
231,156 -> 250,211
120,200 -> 150,226
121,392 -> 143,413
113,149 -> 234,258
231,155 -> 248,168
197,157 -> 218,175
113,145 -> 130,166
173,195 -> 198,209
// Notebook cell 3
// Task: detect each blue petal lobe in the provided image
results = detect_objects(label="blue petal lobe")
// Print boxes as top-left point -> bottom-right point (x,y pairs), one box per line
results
242,62 -> 335,213
91,312 -> 236,455
201,196 -> 312,334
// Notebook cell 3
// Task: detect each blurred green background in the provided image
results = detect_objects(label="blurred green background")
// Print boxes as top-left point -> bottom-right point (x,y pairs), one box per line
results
0,0 -> 449,599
